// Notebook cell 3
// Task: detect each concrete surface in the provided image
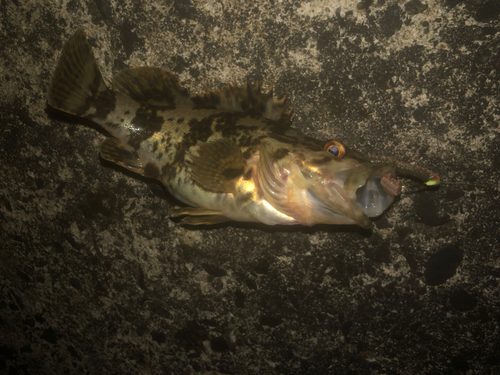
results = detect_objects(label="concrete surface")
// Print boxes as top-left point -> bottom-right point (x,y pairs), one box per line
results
1,0 -> 499,374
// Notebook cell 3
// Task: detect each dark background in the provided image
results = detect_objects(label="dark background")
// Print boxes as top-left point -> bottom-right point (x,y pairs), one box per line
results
1,0 -> 499,373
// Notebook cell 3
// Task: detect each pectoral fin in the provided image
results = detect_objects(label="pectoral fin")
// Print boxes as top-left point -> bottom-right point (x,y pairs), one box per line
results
100,138 -> 143,174
187,138 -> 247,194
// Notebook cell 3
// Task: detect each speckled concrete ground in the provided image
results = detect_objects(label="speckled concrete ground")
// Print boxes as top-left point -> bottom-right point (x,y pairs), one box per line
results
1,0 -> 499,374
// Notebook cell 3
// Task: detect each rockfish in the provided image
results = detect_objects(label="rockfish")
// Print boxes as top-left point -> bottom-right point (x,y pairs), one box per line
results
47,30 -> 439,229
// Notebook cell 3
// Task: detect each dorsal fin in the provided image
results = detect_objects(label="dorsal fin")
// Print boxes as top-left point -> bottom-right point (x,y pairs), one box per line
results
113,68 -> 293,124
191,81 -> 293,124
112,67 -> 191,106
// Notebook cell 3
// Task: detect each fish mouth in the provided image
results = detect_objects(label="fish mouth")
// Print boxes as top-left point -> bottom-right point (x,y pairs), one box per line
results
352,165 -> 401,218
302,163 -> 401,228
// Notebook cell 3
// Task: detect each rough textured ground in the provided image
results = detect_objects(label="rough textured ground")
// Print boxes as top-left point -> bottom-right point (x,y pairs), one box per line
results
1,0 -> 499,374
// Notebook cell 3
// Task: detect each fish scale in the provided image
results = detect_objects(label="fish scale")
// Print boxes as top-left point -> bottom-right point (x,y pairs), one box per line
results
47,29 -> 439,229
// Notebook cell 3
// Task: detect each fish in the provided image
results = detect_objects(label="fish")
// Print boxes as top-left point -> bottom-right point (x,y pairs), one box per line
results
47,29 -> 439,229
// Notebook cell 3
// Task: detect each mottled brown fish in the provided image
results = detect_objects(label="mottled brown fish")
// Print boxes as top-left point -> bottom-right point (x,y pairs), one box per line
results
47,30 -> 439,229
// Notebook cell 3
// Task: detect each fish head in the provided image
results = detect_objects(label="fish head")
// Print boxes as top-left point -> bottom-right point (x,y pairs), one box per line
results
257,136 -> 399,228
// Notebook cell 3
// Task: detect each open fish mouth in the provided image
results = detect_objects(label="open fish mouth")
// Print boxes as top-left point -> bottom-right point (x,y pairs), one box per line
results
300,163 -> 403,228
355,171 -> 401,218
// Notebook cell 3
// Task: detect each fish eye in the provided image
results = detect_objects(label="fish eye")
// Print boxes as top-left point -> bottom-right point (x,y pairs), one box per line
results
323,140 -> 345,158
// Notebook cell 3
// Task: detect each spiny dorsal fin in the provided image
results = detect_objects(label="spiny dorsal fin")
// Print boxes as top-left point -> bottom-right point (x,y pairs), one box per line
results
187,138 -> 247,194
113,67 -> 191,106
191,81 -> 293,124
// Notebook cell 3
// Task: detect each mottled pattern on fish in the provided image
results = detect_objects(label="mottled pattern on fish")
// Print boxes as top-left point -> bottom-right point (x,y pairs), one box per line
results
48,30 -> 439,229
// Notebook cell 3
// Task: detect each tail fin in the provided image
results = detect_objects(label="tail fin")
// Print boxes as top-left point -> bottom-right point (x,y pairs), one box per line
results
47,29 -> 108,117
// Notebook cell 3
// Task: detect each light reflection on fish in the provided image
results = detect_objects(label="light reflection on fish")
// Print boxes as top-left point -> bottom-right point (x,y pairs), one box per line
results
47,30 -> 439,229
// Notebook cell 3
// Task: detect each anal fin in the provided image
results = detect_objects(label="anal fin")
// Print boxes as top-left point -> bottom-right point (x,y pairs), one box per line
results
100,138 -> 143,174
171,207 -> 229,225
